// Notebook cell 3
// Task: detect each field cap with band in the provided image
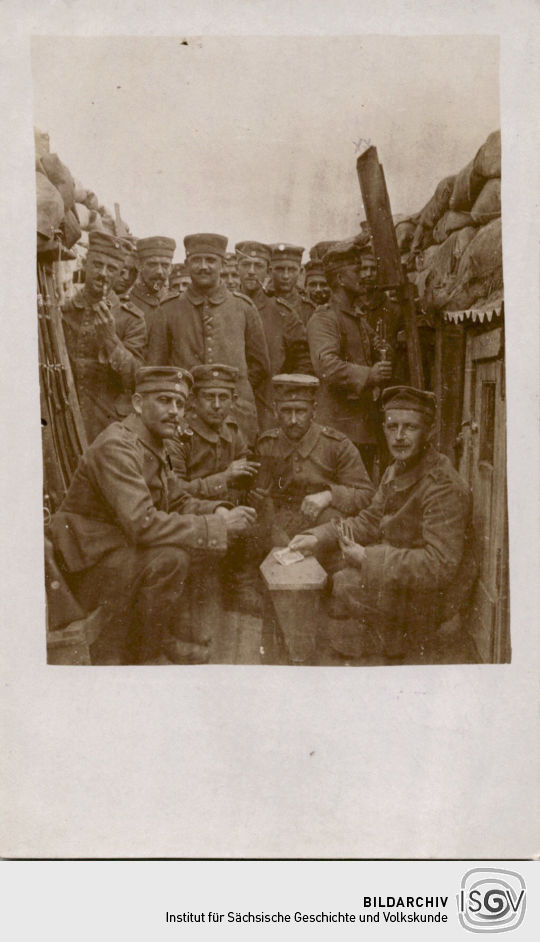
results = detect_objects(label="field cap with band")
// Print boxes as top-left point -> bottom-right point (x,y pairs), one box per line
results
310,240 -> 337,262
184,233 -> 228,257
381,385 -> 437,419
136,237 -> 176,260
170,262 -> 189,277
322,238 -> 371,274
272,374 -> 320,402
235,241 -> 271,264
304,259 -> 325,279
271,244 -> 304,264
87,230 -> 127,263
191,364 -> 239,390
135,366 -> 193,399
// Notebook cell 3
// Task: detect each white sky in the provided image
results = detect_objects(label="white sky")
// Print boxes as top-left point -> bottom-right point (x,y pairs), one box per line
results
32,35 -> 500,256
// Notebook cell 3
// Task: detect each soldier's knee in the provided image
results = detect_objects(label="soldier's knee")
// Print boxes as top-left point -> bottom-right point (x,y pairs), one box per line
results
144,546 -> 191,582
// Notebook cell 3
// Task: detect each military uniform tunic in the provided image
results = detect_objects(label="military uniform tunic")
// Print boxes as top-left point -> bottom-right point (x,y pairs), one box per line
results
61,287 -> 146,443
256,421 -> 374,540
129,280 -> 168,337
280,287 -> 316,328
307,287 -> 381,446
166,414 -> 249,500
147,284 -> 271,445
310,444 -> 478,653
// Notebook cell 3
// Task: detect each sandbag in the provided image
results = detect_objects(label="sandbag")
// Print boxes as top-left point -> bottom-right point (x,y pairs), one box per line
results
444,219 -> 503,310
36,170 -> 64,239
473,130 -> 501,180
419,174 -> 456,229
74,182 -> 89,204
449,158 -> 483,212
100,211 -> 116,234
40,153 -> 75,212
84,190 -> 99,211
75,202 -> 91,230
470,178 -> 501,225
60,208 -> 82,249
433,210 -> 473,244
415,244 -> 440,272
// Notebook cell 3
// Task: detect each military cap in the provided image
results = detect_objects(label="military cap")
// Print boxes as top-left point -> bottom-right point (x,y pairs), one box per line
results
322,238 -> 364,274
135,366 -> 193,398
87,230 -> 127,263
381,385 -> 437,418
235,241 -> 271,264
304,259 -> 325,280
272,373 -> 320,401
184,233 -> 228,257
271,243 -> 304,264
191,363 -> 239,390
310,240 -> 337,261
137,236 -> 176,261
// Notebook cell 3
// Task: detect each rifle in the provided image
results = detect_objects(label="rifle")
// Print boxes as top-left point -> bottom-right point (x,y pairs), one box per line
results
356,146 -> 424,389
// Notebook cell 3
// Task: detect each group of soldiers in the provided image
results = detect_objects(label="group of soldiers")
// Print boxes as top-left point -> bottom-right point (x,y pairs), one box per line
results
49,227 -> 477,666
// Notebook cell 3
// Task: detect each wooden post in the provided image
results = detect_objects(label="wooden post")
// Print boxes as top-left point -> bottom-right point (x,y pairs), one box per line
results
356,146 -> 424,388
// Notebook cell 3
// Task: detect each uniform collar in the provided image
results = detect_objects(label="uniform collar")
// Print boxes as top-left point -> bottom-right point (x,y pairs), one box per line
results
186,283 -> 228,306
123,413 -> 167,463
131,280 -> 163,306
71,287 -> 120,312
277,422 -> 320,458
186,411 -> 234,444
385,443 -> 438,491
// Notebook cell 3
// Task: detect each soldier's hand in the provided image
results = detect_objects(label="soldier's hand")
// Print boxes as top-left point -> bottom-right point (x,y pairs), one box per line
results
247,486 -> 270,510
226,458 -> 261,483
93,300 -> 117,342
301,490 -> 332,522
368,360 -> 392,385
223,505 -> 257,537
288,533 -> 318,557
338,534 -> 367,570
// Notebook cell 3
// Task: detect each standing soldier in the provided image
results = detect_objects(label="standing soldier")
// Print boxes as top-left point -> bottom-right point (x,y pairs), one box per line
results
236,240 -> 312,428
147,232 -> 271,446
270,243 -> 315,327
112,239 -> 139,301
61,230 -> 146,443
169,262 -> 191,295
307,238 -> 393,477
130,236 -> 176,336
221,252 -> 241,291
304,258 -> 331,309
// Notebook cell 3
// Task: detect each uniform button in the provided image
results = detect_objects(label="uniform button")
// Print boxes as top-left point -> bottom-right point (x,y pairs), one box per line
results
197,538 -> 204,545
210,540 -> 217,547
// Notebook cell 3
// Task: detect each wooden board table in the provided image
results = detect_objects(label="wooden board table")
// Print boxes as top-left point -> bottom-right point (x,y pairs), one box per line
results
260,549 -> 328,665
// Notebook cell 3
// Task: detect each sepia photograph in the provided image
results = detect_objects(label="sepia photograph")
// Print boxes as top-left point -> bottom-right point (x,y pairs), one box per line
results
34,36 -> 507,669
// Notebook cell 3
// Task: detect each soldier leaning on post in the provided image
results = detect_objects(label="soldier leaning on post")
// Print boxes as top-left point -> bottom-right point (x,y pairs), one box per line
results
49,366 -> 257,665
251,374 -> 374,564
167,363 -> 262,615
307,238 -> 393,478
61,230 -> 146,444
147,232 -> 271,447
130,236 -> 176,336
289,386 -> 478,664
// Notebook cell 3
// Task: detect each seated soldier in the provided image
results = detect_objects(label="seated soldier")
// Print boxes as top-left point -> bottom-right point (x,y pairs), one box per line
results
49,366 -> 256,665
166,364 -> 261,614
289,386 -> 477,663
253,374 -> 374,556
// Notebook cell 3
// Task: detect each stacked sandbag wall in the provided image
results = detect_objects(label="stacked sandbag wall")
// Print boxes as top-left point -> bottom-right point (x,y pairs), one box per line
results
406,130 -> 502,312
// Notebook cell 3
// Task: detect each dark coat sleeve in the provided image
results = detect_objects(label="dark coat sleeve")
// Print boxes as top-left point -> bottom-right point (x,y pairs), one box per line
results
244,302 -> 271,391
86,433 -> 228,552
146,306 -> 169,364
327,437 -> 375,515
307,307 -> 373,394
103,309 -> 146,388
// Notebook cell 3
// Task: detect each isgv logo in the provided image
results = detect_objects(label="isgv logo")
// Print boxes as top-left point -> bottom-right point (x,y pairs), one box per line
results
458,869 -> 526,933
